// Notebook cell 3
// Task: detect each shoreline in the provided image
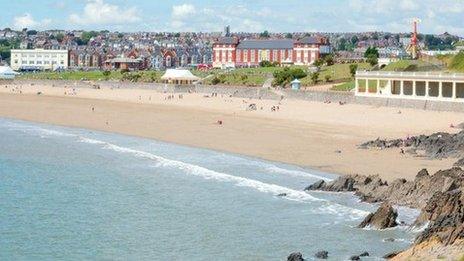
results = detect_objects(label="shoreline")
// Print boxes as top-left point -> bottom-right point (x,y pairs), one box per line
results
1,82 -> 463,181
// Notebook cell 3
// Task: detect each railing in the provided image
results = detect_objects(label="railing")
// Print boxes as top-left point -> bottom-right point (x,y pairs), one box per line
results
355,70 -> 464,80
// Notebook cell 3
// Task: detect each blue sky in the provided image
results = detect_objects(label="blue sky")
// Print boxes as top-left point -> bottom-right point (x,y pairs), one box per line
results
1,0 -> 463,35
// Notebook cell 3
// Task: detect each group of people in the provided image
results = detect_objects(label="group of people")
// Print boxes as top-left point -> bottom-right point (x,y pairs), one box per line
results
165,94 -> 184,100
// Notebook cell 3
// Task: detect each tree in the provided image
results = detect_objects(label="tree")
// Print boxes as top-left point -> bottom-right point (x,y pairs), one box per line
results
259,60 -> 274,67
313,59 -> 323,68
55,33 -> 64,43
324,54 -> 335,66
285,33 -> 293,39
272,67 -> 307,87
366,54 -> 378,66
260,30 -> 270,38
364,47 -> 379,58
310,72 -> 320,84
325,74 -> 332,82
349,64 -> 358,78
350,35 -> 359,46
102,70 -> 111,80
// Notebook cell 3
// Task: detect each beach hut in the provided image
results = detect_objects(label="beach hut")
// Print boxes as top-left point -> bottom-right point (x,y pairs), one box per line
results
291,79 -> 301,90
161,69 -> 200,85
0,66 -> 19,80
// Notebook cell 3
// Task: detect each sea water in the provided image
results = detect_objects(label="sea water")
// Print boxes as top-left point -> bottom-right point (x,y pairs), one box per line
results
0,118 -> 419,260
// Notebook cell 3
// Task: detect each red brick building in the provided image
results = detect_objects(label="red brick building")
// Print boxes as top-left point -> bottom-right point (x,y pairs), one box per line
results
212,36 -> 330,68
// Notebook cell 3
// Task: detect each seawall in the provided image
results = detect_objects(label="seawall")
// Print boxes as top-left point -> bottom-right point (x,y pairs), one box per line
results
5,79 -> 464,112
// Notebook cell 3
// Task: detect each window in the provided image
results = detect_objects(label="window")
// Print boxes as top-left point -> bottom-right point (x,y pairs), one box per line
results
250,50 -> 255,62
60,60 -> 65,65
21,60 -> 27,64
228,51 -> 232,62
273,50 -> 278,62
280,50 -> 285,60
29,61 -> 35,64
14,60 -> 18,64
236,50 -> 241,62
44,61 -> 50,64
215,51 -> 220,62
288,50 -> 293,61
36,61 -> 42,64
243,50 -> 248,62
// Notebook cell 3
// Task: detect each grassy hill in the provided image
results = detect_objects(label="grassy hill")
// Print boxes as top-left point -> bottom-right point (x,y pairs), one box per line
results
381,60 -> 443,72
449,51 -> 464,72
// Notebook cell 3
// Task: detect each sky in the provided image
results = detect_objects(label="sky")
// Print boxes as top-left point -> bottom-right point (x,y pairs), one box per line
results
0,0 -> 463,36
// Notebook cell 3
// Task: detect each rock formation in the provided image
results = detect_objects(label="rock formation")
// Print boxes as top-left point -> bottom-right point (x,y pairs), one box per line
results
306,167 -> 464,259
287,252 -> 305,261
314,250 -> 328,259
358,202 -> 398,229
359,131 -> 464,166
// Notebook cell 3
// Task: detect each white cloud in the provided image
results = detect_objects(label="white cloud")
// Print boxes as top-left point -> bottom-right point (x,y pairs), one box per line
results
69,0 -> 140,25
13,13 -> 51,30
172,4 -> 196,19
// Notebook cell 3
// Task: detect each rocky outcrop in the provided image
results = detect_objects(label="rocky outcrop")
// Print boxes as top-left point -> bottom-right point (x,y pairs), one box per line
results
306,167 -> 464,209
307,167 -> 464,259
314,250 -> 328,259
287,252 -> 305,261
359,131 -> 464,165
305,176 -> 357,192
414,189 -> 464,245
358,203 -> 398,229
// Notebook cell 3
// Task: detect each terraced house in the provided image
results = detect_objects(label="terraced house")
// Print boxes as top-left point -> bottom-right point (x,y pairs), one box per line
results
212,36 -> 331,68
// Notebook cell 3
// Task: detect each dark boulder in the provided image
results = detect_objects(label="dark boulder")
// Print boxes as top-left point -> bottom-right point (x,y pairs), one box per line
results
349,255 -> 360,260
287,252 -> 304,261
314,250 -> 328,259
358,203 -> 398,229
359,251 -> 369,257
304,180 -> 326,191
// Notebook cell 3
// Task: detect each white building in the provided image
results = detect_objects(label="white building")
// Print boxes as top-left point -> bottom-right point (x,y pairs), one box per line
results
355,71 -> 464,102
10,49 -> 69,71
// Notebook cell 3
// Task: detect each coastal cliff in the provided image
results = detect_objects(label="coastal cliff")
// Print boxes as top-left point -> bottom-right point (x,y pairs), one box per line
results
306,167 -> 464,259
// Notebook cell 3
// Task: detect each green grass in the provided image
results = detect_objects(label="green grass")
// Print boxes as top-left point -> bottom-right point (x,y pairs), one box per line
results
331,81 -> 355,91
203,63 -> 371,87
300,63 -> 371,86
381,59 -> 443,72
449,51 -> 464,72
203,67 -> 271,86
18,70 -> 166,82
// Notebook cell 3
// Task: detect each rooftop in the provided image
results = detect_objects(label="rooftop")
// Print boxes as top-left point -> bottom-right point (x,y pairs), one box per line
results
237,39 -> 294,50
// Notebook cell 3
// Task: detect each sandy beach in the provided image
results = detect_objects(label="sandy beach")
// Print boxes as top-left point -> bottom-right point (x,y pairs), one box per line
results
1,82 -> 462,181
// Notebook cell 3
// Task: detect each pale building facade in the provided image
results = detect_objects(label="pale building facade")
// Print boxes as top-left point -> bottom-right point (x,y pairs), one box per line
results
355,71 -> 464,102
10,49 -> 69,71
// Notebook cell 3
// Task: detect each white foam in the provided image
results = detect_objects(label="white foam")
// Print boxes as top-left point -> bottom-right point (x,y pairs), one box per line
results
78,139 -> 369,218
78,137 -> 107,145
6,123 -> 76,138
265,166 -> 333,181
104,143 -> 322,203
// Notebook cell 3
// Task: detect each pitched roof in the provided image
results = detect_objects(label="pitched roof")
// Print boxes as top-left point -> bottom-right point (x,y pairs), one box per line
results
297,36 -> 322,44
237,39 -> 294,49
161,69 -> 200,81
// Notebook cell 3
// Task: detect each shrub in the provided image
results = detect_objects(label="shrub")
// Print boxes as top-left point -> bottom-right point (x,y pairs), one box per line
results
325,74 -> 332,82
349,64 -> 358,78
310,72 -> 320,84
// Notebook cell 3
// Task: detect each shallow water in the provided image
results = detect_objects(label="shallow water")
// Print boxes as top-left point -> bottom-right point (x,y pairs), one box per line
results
0,118 -> 418,260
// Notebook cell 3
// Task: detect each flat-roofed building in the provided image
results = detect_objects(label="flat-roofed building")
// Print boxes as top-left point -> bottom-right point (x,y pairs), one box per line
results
355,71 -> 464,102
10,49 -> 69,71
